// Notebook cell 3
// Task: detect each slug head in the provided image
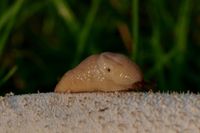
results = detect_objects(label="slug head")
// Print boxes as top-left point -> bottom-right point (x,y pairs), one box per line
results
97,52 -> 143,88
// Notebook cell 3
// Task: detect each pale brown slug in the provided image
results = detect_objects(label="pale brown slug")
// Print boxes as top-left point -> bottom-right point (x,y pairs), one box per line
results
55,52 -> 144,93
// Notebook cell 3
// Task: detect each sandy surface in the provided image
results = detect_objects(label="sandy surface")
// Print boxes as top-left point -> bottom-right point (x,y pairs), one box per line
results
0,92 -> 200,133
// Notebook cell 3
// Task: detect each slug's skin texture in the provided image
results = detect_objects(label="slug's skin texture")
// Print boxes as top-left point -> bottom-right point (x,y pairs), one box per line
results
55,52 -> 144,93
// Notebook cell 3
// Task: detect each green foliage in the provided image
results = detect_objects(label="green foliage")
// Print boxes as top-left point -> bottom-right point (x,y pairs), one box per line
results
0,0 -> 199,95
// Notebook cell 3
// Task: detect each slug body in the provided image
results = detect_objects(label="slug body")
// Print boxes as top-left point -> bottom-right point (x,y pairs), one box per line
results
55,52 -> 143,93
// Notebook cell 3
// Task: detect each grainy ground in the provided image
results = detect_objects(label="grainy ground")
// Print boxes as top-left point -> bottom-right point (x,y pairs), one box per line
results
0,92 -> 200,133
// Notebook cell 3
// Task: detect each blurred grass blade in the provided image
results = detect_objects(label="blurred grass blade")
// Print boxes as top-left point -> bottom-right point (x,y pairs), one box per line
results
18,2 -> 46,27
147,49 -> 176,77
0,66 -> 17,87
0,0 -> 24,57
131,0 -> 139,61
175,0 -> 190,55
0,0 -> 24,32
150,27 -> 166,89
73,0 -> 100,65
0,19 -> 15,57
52,0 -> 79,33
171,0 -> 190,88
0,7 -> 12,31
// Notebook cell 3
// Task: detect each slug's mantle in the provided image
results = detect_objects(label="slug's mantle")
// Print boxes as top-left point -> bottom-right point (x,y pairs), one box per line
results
0,92 -> 200,133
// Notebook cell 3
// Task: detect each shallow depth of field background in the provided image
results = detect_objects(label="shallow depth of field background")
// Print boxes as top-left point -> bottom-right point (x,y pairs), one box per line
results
0,0 -> 199,95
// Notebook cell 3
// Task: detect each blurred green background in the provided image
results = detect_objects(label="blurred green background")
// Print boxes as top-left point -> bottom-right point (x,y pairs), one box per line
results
0,0 -> 200,95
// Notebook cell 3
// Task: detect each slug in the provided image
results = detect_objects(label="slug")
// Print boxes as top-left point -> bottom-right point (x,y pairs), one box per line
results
55,52 -> 144,93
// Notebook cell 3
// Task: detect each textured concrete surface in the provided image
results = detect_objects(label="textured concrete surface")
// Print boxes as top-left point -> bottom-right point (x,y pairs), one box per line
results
0,92 -> 200,133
